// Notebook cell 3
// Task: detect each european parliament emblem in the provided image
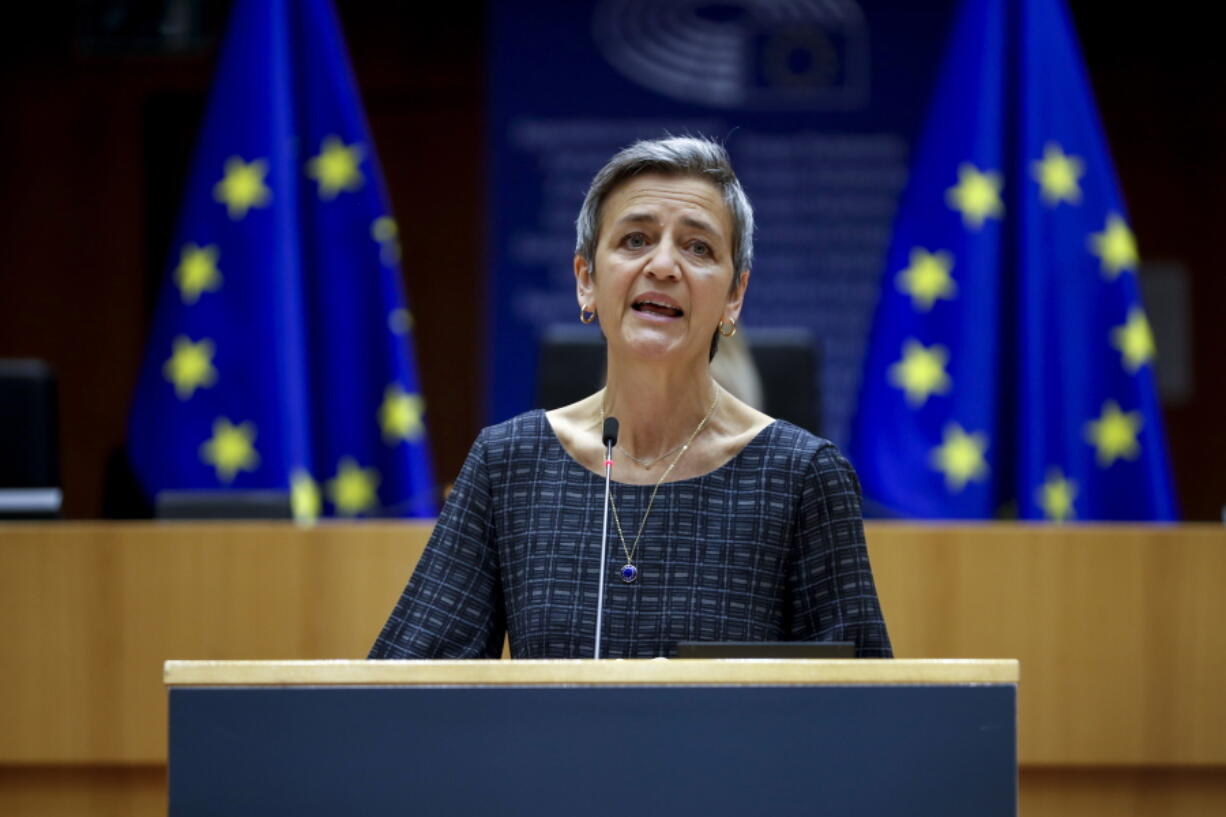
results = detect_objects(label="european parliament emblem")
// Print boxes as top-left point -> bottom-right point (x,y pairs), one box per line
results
593,0 -> 870,111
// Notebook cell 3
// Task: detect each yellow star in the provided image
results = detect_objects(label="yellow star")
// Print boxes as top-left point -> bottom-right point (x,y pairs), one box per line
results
163,335 -> 218,400
1089,213 -> 1138,279
379,384 -> 425,444
930,422 -> 990,493
199,417 -> 259,484
290,468 -> 321,525
372,216 -> 401,265
896,247 -> 957,311
306,136 -> 365,200
174,243 -> 222,304
1111,308 -> 1155,373
213,156 -> 272,220
1084,400 -> 1143,467
387,308 -> 414,335
945,163 -> 1004,229
1037,467 -> 1078,522
1031,142 -> 1085,206
888,339 -> 951,407
326,457 -> 380,517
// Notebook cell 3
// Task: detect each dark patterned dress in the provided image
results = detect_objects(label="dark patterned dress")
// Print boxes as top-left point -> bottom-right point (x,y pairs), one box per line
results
370,410 -> 892,659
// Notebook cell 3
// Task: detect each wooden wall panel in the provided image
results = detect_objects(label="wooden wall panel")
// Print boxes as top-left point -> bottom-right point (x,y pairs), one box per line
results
0,522 -> 427,763
3,767 -> 1223,817
867,523 -> 1226,765
2,522 -> 1223,770
0,766 -> 165,817
1020,767 -> 1226,817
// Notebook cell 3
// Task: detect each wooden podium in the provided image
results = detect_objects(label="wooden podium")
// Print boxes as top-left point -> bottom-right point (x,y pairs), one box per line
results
165,659 -> 1018,816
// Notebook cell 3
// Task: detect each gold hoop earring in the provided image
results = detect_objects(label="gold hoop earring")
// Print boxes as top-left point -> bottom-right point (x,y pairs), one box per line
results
580,305 -> 597,324
718,317 -> 737,338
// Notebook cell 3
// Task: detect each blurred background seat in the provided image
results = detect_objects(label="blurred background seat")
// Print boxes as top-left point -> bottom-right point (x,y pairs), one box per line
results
535,325 -> 821,437
0,359 -> 61,519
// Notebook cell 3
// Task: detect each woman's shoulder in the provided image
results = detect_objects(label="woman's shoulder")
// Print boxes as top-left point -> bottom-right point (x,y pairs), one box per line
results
757,418 -> 834,457
471,409 -> 553,461
756,420 -> 853,477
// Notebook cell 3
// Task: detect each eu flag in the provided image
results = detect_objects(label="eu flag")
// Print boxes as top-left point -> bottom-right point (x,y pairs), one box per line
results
127,0 -> 435,520
848,0 -> 1177,521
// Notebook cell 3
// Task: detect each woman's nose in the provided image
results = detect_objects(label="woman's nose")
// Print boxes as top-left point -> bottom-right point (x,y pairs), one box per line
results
645,241 -> 681,280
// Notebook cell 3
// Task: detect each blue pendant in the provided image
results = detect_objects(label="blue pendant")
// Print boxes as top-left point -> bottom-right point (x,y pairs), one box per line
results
620,564 -> 638,583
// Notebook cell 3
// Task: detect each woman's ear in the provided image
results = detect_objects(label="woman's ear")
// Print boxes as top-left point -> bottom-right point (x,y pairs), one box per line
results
725,269 -> 750,321
575,254 -> 595,308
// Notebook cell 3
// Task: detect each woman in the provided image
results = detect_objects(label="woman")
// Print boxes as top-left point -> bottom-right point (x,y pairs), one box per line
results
370,136 -> 891,659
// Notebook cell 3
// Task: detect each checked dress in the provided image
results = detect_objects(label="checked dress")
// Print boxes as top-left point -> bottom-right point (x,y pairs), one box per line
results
370,411 -> 892,659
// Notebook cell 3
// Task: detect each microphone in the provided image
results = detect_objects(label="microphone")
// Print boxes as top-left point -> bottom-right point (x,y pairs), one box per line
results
594,417 -> 618,659
602,417 -> 619,448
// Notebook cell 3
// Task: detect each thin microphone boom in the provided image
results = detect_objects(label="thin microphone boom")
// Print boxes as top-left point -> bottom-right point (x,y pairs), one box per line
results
594,417 -> 618,659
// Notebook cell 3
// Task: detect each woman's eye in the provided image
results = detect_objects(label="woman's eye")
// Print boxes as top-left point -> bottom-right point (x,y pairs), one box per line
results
624,233 -> 647,249
690,241 -> 711,256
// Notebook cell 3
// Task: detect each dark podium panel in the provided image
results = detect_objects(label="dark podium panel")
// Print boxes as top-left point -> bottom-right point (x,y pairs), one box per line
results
166,660 -> 1017,817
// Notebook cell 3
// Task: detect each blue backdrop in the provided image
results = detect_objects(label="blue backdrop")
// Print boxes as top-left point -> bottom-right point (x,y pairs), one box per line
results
486,0 -> 959,449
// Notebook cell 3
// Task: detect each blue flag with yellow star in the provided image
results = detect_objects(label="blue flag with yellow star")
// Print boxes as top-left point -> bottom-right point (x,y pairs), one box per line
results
127,0 -> 435,520
848,0 -> 1176,521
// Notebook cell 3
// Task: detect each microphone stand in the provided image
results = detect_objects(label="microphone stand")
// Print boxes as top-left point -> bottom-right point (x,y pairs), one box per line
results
594,417 -> 618,659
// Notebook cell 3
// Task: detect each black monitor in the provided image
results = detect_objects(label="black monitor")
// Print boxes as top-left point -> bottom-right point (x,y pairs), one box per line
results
154,490 -> 292,520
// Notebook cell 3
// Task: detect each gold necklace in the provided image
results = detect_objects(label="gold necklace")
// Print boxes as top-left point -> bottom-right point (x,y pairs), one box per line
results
615,440 -> 687,469
601,388 -> 721,583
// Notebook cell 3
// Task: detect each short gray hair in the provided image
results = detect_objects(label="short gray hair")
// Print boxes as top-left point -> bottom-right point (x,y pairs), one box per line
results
575,136 -> 754,275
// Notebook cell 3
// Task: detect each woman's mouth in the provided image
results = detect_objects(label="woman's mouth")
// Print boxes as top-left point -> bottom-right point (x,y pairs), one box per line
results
631,298 -> 684,318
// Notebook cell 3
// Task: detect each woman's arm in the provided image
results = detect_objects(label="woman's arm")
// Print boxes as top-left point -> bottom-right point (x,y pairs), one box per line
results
369,430 -> 506,659
788,443 -> 893,658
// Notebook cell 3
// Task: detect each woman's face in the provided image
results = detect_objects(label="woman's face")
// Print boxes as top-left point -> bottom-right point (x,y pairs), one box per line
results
575,173 -> 748,365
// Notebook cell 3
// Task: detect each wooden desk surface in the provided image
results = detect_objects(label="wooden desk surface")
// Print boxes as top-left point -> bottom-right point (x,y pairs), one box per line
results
163,657 -> 1020,686
2,521 -> 1223,766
